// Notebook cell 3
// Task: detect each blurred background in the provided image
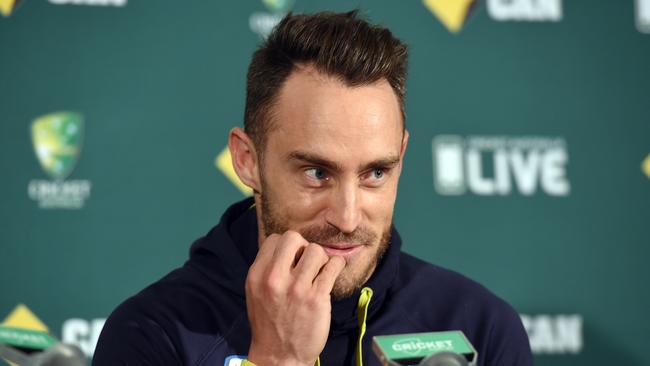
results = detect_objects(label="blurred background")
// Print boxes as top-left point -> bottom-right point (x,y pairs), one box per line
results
1,0 -> 649,365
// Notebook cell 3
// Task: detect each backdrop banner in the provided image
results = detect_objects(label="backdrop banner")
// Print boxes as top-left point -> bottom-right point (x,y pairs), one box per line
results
1,1 -> 649,365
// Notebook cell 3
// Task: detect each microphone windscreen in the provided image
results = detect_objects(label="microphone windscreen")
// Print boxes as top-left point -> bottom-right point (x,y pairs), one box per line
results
419,351 -> 469,366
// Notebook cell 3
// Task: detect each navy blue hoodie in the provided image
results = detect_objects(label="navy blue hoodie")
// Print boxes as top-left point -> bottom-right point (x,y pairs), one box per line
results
94,198 -> 533,366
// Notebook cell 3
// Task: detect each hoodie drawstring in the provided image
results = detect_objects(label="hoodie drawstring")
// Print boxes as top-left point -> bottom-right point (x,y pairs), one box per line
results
316,286 -> 373,366
315,287 -> 373,366
355,287 -> 373,366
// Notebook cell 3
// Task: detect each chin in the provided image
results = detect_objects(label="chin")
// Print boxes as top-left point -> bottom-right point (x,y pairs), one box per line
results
330,261 -> 373,300
331,282 -> 360,300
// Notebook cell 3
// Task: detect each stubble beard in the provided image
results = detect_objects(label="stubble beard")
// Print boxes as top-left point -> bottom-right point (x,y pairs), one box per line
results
260,182 -> 392,300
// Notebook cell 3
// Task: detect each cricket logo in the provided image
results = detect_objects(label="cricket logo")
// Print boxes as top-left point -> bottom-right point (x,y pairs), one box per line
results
391,337 -> 454,356
262,0 -> 294,13
392,338 -> 426,356
28,111 -> 91,209
31,112 -> 84,181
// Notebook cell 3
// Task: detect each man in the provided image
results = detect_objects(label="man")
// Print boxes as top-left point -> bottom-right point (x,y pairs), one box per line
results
94,11 -> 533,366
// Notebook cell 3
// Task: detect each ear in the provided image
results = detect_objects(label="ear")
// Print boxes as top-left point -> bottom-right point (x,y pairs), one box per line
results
397,129 -> 409,175
228,127 -> 261,192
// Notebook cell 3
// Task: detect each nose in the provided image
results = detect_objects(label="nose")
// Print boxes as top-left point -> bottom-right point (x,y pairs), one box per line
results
325,180 -> 361,234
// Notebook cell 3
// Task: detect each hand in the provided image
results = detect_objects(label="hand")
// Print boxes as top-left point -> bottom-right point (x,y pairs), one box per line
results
245,231 -> 346,366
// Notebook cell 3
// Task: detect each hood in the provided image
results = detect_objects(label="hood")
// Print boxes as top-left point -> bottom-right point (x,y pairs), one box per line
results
187,197 -> 402,335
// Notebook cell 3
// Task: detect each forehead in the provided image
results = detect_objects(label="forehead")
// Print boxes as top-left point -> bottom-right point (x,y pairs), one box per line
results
265,65 -> 403,165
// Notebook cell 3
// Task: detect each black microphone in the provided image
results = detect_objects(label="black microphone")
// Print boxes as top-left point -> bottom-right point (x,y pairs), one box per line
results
372,331 -> 477,366
0,325 -> 86,366
419,351 -> 469,366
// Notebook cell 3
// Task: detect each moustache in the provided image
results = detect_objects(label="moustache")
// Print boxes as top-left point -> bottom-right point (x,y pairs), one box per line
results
299,224 -> 377,247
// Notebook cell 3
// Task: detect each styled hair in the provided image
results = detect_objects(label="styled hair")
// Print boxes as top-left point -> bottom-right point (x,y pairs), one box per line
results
243,10 -> 409,151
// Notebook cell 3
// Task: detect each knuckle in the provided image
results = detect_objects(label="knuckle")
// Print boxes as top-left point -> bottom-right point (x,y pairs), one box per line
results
307,243 -> 327,260
244,278 -> 254,295
245,269 -> 259,288
317,246 -> 330,262
306,293 -> 324,309
263,270 -> 283,294
305,242 -> 319,255
248,261 -> 259,275
307,242 -> 320,252
283,230 -> 305,243
332,256 -> 346,268
266,233 -> 281,244
288,281 -> 307,298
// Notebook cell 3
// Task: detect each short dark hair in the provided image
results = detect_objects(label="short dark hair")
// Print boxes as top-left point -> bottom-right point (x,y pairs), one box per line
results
244,10 -> 409,152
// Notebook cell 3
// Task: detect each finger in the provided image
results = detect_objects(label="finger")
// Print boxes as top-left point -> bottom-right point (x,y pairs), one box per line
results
253,233 -> 281,269
293,243 -> 329,285
271,230 -> 309,271
314,256 -> 346,294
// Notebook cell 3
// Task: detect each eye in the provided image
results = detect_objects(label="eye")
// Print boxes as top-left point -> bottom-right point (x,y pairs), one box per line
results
371,169 -> 384,180
305,167 -> 329,181
362,168 -> 389,187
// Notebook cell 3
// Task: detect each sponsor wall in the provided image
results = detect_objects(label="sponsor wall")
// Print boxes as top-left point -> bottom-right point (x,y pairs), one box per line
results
1,0 -> 649,365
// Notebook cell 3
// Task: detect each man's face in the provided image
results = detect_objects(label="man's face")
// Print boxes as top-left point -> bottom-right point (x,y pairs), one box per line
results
257,65 -> 407,299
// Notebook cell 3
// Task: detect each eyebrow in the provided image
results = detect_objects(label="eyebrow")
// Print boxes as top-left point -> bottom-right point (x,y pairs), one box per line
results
287,151 -> 400,173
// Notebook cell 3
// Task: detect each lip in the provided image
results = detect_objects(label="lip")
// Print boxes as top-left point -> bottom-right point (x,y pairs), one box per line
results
319,243 -> 363,258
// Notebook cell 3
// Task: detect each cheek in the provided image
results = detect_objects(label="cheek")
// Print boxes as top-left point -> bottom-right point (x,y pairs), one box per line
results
361,185 -> 398,224
274,189 -> 330,227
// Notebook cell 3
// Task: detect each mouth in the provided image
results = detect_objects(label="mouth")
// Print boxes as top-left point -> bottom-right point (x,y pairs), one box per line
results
319,243 -> 364,258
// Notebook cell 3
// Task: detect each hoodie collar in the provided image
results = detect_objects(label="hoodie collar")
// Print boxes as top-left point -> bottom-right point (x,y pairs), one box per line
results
189,197 -> 402,334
